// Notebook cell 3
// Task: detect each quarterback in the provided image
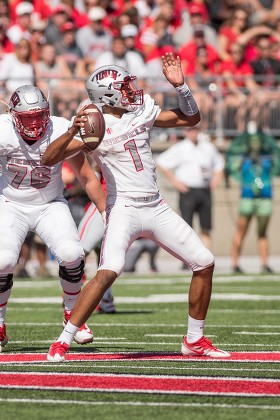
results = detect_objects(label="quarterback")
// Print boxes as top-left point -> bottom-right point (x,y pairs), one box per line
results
43,53 -> 231,361
0,85 -> 106,352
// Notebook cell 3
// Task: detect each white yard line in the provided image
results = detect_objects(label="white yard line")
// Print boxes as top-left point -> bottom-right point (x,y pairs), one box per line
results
2,364 -> 280,373
8,322 -> 280,328
0,398 -> 279,410
8,293 -> 280,304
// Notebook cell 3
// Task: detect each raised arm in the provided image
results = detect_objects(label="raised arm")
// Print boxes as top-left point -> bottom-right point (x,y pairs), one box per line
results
154,53 -> 201,128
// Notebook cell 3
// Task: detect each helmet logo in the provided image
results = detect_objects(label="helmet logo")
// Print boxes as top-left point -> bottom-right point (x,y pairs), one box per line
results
95,69 -> 119,81
11,92 -> 20,108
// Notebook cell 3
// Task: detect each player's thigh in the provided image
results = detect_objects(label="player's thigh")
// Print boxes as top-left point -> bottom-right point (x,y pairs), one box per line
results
78,203 -> 104,253
36,201 -> 84,265
99,203 -> 142,274
152,203 -> 214,271
0,200 -> 29,271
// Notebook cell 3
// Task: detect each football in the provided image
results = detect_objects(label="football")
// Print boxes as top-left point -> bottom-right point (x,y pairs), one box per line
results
79,104 -> 105,151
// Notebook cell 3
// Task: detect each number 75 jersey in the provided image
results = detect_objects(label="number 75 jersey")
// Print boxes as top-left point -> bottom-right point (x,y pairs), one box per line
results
0,113 -> 70,205
92,94 -> 161,201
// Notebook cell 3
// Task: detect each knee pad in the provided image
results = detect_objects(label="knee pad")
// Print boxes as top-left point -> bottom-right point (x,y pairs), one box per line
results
0,274 -> 13,293
59,260 -> 84,283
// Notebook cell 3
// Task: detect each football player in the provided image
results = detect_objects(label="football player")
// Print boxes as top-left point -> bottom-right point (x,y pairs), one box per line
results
0,85 -> 106,352
43,53 -> 231,361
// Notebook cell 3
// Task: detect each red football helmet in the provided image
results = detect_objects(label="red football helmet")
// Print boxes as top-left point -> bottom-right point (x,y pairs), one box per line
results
9,85 -> 50,141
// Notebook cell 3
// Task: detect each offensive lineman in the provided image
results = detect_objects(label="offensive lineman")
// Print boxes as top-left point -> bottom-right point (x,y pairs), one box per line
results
0,85 -> 106,351
43,53 -> 231,361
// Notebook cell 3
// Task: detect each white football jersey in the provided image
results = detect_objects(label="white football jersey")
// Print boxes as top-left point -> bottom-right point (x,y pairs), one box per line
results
0,113 -> 71,205
91,94 -> 161,201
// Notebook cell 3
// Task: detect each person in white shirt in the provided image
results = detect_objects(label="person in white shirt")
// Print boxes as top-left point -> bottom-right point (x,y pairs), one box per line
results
0,85 -> 106,352
43,53 -> 230,362
0,38 -> 35,93
75,6 -> 112,63
157,127 -> 224,251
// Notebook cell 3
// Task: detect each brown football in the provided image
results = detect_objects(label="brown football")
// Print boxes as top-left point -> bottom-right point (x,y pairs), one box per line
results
79,104 -> 105,151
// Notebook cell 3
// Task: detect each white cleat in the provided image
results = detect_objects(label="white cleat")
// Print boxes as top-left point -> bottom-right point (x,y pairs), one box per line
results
181,335 -> 231,358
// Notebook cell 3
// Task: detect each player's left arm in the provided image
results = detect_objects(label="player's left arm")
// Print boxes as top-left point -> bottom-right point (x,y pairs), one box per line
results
154,53 -> 201,128
67,152 -> 106,213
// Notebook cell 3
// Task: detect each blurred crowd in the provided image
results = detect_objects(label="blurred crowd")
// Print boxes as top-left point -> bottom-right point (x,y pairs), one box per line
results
1,0 -> 280,134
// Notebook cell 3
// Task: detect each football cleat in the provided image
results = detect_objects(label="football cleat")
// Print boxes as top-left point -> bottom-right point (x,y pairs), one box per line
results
63,310 -> 93,344
0,324 -> 8,352
47,341 -> 70,362
95,288 -> 116,313
181,335 -> 231,358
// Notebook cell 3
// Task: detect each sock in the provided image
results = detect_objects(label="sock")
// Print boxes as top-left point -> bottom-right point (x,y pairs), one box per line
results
0,289 -> 12,326
60,278 -> 82,311
56,321 -> 79,346
186,315 -> 204,343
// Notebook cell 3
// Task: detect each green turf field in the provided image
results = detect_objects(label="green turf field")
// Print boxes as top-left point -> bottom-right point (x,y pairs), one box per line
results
0,272 -> 280,419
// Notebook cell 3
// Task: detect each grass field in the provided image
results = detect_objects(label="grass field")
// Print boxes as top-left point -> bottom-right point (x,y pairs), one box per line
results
0,271 -> 280,420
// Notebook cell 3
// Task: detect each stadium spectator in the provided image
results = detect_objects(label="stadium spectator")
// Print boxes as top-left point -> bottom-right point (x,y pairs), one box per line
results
226,122 -> 280,274
139,13 -> 176,63
29,19 -> 46,62
220,42 -> 258,132
43,53 -> 230,361
184,45 -> 219,130
120,23 -> 144,58
0,20 -> 14,58
142,0 -> 181,31
217,6 -> 273,63
8,0 -> 51,22
0,84 -> 106,352
0,0 -> 10,21
157,126 -> 224,254
75,6 -> 112,66
94,35 -> 148,81
56,21 -> 86,83
6,1 -> 34,45
249,34 -> 280,127
56,0 -> 89,28
0,38 -> 35,93
173,2 -> 217,49
245,0 -> 280,27
34,43 -> 74,118
34,42 -> 72,90
178,24 -> 219,74
44,3 -> 70,47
